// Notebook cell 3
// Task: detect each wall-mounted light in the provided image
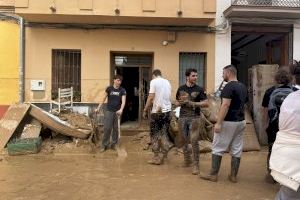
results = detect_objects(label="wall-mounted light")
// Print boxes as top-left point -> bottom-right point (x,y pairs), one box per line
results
162,40 -> 168,46
177,10 -> 183,17
115,8 -> 120,15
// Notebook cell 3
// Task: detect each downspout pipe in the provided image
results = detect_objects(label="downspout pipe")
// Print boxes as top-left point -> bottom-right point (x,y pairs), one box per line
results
0,13 -> 25,103
19,17 -> 25,103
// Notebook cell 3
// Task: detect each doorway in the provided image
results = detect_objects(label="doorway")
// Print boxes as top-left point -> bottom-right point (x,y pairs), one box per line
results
111,53 -> 153,127
231,24 -> 292,86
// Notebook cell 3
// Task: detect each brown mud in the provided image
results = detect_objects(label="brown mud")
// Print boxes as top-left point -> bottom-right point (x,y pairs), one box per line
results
0,137 -> 279,200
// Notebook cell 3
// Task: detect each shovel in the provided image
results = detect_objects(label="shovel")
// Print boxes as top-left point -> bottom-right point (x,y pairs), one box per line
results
116,115 -> 128,159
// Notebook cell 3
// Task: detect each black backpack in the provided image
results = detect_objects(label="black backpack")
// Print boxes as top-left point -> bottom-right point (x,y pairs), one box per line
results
268,86 -> 294,123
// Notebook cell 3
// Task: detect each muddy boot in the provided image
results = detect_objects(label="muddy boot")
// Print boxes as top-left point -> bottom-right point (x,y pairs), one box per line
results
192,162 -> 199,175
200,154 -> 222,182
182,148 -> 192,167
147,153 -> 162,165
191,141 -> 200,175
228,156 -> 240,183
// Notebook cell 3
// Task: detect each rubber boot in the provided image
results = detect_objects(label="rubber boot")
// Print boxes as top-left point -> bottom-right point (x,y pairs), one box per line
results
200,154 -> 222,182
228,156 -> 241,183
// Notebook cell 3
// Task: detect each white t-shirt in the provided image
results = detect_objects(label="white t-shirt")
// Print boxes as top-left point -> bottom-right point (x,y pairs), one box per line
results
149,76 -> 172,113
270,90 -> 300,191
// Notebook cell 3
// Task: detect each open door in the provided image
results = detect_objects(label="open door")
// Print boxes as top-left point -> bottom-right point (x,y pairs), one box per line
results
111,53 -> 153,128
138,67 -> 151,125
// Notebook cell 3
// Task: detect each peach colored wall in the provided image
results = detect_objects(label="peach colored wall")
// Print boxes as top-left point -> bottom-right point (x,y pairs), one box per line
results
0,0 -> 14,7
15,0 -> 215,19
25,28 -> 215,103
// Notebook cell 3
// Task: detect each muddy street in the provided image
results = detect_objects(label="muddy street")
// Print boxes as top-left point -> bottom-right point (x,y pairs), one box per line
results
0,137 -> 278,200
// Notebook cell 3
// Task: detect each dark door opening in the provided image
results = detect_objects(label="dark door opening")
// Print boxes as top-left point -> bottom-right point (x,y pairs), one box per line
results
231,25 -> 292,86
116,67 -> 139,122
111,53 -> 153,127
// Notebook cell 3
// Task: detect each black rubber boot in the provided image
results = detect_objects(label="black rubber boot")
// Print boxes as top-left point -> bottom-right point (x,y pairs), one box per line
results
200,154 -> 222,182
228,156 -> 241,183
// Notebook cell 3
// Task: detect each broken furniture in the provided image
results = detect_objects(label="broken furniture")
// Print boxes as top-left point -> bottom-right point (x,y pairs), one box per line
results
50,87 -> 73,114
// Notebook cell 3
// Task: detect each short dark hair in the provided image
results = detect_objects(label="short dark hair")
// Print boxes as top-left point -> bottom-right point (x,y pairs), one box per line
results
113,74 -> 123,81
152,69 -> 162,77
290,60 -> 300,84
223,65 -> 237,76
185,68 -> 197,77
275,67 -> 292,85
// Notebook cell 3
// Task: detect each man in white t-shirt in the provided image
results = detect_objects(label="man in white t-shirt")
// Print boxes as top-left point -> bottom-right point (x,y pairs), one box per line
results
143,69 -> 173,165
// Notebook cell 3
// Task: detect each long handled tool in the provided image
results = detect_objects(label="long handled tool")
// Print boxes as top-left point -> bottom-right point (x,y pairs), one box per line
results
116,115 -> 128,159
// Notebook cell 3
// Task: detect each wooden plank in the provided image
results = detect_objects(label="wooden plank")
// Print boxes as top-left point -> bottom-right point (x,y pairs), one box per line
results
20,118 -> 42,139
252,64 -> 278,145
29,104 -> 91,139
0,104 -> 31,150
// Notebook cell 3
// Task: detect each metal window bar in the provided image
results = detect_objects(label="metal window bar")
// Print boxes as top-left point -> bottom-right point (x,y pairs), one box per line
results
232,0 -> 300,7
52,49 -> 81,101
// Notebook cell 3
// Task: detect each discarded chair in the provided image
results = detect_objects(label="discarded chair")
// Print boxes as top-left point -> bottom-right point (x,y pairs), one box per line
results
50,87 -> 73,114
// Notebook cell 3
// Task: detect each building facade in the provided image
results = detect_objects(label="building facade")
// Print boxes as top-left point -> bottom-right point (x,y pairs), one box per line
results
14,0 -> 217,123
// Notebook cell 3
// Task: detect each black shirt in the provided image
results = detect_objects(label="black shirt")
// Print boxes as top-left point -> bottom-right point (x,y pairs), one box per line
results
106,86 -> 126,112
176,84 -> 207,118
221,81 -> 248,122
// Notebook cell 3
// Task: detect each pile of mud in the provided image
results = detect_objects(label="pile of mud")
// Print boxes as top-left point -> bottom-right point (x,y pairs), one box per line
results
58,111 -> 92,130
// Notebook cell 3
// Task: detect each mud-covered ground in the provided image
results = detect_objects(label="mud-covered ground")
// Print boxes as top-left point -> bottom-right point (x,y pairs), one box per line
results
0,137 -> 279,200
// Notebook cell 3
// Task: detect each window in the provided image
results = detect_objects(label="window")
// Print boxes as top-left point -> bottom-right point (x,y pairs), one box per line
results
52,49 -> 81,101
179,52 -> 206,87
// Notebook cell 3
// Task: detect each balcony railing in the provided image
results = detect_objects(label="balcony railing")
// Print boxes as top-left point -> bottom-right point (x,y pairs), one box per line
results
232,0 -> 300,7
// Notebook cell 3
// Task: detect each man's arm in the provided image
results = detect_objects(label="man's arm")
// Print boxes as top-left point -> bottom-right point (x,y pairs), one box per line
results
144,93 -> 155,112
116,95 -> 126,116
214,98 -> 231,133
190,99 -> 209,108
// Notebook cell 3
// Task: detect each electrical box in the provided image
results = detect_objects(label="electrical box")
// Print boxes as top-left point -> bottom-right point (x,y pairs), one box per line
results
30,80 -> 45,91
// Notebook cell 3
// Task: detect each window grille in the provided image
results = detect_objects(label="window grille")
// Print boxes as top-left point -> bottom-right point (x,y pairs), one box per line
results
52,49 -> 81,101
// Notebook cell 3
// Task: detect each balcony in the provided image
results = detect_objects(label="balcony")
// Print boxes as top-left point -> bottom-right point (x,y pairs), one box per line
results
224,0 -> 300,19
232,0 -> 300,7
14,0 -> 216,27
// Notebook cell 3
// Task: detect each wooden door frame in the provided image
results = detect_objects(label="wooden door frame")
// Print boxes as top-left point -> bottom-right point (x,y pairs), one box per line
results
110,52 -> 153,125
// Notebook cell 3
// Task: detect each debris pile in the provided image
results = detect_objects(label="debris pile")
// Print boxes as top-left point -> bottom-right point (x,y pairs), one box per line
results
0,103 -> 97,156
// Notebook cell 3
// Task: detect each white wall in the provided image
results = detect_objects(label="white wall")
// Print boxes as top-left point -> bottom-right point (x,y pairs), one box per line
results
215,0 -> 231,90
294,21 -> 300,61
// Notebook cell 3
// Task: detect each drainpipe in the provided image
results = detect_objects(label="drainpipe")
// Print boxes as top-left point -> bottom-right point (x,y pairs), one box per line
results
19,17 -> 25,103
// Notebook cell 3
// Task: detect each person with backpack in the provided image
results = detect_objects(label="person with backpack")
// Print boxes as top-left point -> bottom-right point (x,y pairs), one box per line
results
269,62 -> 300,199
262,67 -> 297,182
